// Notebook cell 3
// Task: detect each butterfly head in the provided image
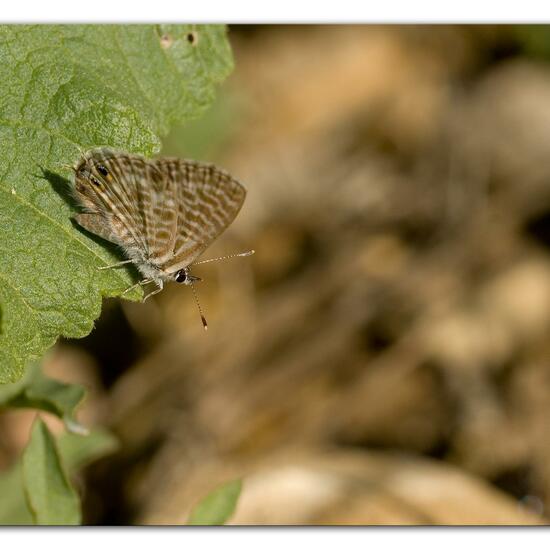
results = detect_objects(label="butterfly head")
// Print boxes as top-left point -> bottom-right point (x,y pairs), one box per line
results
174,268 -> 201,285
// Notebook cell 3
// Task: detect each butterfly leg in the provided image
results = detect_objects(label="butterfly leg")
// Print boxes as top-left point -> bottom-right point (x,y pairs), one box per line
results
121,278 -> 151,297
98,259 -> 134,271
143,280 -> 164,302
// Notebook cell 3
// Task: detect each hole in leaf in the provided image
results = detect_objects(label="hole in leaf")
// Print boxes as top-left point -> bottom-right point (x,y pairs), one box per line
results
160,34 -> 173,49
186,31 -> 199,46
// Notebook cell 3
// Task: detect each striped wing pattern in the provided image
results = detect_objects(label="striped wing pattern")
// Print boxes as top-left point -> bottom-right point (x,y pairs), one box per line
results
155,158 -> 246,273
76,149 -> 175,259
74,149 -> 246,275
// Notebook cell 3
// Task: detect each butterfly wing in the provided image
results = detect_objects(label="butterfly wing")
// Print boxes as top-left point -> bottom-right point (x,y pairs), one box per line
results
73,148 -> 179,263
73,212 -> 118,243
73,149 -> 246,276
154,158 -> 247,274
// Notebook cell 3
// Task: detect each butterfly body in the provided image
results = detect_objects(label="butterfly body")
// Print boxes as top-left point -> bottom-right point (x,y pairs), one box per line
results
72,148 -> 247,298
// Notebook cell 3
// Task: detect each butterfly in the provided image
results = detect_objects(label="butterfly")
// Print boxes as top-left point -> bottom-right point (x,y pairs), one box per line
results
71,147 -> 252,328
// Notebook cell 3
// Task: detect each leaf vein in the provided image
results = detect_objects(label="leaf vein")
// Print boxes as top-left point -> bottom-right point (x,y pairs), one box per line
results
0,185 -> 127,281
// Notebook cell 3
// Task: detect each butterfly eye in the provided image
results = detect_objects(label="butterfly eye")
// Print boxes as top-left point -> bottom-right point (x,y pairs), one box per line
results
174,270 -> 187,283
97,164 -> 109,177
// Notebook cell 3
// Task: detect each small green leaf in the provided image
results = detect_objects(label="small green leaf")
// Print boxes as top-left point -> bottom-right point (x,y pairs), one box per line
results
0,362 -> 85,432
0,427 -> 118,525
514,25 -> 550,60
0,464 -> 34,525
57,428 -> 119,471
21,417 -> 81,525
0,24 -> 233,383
188,479 -> 242,525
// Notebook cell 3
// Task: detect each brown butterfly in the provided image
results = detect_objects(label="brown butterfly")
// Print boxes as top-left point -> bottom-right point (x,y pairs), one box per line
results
71,147 -> 252,328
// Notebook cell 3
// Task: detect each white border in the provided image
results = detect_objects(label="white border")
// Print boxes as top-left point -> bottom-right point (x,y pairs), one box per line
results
3,0 -> 550,23
2,2 -> 549,545
3,527 -> 548,550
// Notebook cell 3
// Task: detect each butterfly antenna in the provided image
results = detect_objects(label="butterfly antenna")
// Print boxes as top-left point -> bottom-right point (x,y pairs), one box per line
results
189,280 -> 208,331
192,249 -> 255,266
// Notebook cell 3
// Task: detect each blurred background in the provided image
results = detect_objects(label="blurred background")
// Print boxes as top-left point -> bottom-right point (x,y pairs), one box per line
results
4,24 -> 550,525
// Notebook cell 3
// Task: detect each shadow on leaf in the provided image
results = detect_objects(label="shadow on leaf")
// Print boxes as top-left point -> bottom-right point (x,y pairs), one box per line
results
37,167 -> 139,282
37,168 -> 79,210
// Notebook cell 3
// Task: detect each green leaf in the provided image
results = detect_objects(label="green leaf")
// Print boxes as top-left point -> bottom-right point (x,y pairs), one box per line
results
0,362 -> 86,432
188,479 -> 242,525
0,24 -> 233,383
21,417 -> 81,525
57,428 -> 119,471
513,25 -> 550,60
162,93 -> 237,161
0,464 -> 34,525
0,426 -> 118,525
